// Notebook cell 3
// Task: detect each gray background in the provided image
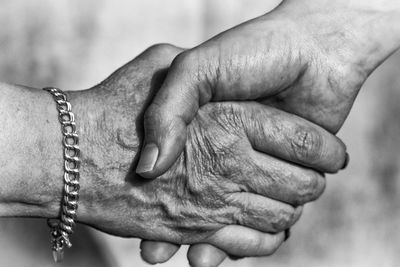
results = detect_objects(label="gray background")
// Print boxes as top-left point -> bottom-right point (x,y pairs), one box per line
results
0,0 -> 399,266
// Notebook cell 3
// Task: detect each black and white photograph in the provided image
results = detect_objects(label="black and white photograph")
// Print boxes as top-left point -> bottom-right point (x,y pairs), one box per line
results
0,0 -> 399,266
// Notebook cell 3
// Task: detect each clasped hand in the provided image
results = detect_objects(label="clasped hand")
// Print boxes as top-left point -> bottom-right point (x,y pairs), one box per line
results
68,44 -> 346,266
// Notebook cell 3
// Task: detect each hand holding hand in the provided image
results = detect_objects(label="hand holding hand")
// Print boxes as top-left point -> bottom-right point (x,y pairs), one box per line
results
138,0 -> 400,179
135,1 -> 400,265
67,45 -> 345,264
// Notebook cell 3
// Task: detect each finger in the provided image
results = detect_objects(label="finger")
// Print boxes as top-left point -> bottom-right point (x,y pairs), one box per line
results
238,150 -> 326,206
206,225 -> 286,257
135,45 -> 297,178
136,51 -> 202,178
187,244 -> 227,267
238,102 -> 347,173
140,240 -> 180,264
229,192 -> 303,233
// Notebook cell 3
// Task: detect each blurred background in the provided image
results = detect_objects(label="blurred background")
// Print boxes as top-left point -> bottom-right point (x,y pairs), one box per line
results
0,0 -> 399,266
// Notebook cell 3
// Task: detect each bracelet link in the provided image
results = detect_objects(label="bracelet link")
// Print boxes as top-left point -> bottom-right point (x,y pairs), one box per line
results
44,87 -> 80,263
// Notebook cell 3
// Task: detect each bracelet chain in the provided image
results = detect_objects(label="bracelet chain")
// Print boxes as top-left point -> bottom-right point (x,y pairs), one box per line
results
44,87 -> 80,263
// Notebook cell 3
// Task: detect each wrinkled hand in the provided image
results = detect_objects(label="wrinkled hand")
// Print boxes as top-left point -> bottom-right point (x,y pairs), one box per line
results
138,2 -> 400,264
138,0 -> 399,178
69,44 -> 346,264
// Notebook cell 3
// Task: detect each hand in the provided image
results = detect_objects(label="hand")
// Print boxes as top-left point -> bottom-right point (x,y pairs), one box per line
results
138,0 -> 400,179
138,2 -> 400,264
66,45 -> 346,263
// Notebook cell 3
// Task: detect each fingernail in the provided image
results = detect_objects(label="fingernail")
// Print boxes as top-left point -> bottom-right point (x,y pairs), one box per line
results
341,152 -> 350,170
136,143 -> 159,174
284,228 -> 291,242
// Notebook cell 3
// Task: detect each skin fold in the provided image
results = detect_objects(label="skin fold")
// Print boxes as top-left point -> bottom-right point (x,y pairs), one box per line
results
0,45 -> 344,264
139,1 -> 400,178
68,45 -> 345,260
2,1 -> 398,265
138,1 -> 400,265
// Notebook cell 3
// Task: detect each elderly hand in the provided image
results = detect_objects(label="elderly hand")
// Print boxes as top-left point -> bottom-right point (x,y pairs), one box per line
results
137,0 -> 400,178
66,44 -> 346,264
138,2 -> 400,264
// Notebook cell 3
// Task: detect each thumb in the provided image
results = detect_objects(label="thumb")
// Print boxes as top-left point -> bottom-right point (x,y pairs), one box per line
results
136,50 -> 209,178
136,40 -> 299,177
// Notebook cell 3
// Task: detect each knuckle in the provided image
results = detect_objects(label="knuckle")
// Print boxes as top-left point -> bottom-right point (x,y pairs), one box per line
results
211,103 -> 243,132
294,171 -> 325,205
270,206 -> 295,232
172,49 -> 218,105
173,50 -> 196,68
145,43 -> 178,56
291,126 -> 322,163
232,203 -> 246,226
143,105 -> 156,120
143,104 -> 162,129
143,101 -> 183,142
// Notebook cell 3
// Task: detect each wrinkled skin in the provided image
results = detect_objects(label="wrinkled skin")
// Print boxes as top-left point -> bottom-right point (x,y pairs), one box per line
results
140,0 -> 396,178
82,102 -> 310,241
66,44 -> 346,261
139,1 -> 400,265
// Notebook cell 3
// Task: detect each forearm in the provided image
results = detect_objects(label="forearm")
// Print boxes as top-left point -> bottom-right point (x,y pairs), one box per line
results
0,45 -> 176,227
0,83 -> 63,218
67,87 -> 141,227
0,82 -> 142,222
294,0 -> 400,13
278,0 -> 400,74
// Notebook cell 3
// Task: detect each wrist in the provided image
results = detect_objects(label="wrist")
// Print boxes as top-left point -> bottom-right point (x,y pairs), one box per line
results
276,0 -> 400,75
282,0 -> 400,14
334,0 -> 400,13
0,84 -> 63,218
66,88 -> 141,227
0,84 -> 141,228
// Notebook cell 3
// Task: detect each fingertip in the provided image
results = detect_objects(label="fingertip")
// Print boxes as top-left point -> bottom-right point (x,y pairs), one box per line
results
136,140 -> 187,179
321,136 -> 348,173
187,244 -> 227,267
139,102 -> 189,178
138,128 -> 188,179
136,143 -> 159,177
341,152 -> 350,170
140,240 -> 180,264
293,206 -> 303,222
207,225 -> 285,257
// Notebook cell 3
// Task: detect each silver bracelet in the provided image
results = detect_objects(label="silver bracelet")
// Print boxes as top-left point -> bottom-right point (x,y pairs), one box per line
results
44,87 -> 81,263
